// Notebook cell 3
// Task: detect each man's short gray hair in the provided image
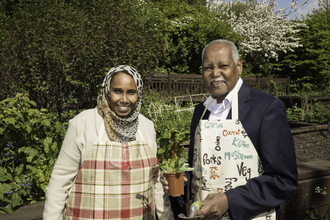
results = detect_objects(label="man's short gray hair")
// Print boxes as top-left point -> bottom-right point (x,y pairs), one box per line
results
201,39 -> 240,64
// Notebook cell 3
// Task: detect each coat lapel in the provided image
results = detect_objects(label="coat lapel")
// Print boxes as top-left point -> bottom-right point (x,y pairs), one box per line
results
238,82 -> 251,122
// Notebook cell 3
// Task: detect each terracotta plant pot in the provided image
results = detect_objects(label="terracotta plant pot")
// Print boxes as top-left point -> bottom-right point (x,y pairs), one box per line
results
164,172 -> 184,197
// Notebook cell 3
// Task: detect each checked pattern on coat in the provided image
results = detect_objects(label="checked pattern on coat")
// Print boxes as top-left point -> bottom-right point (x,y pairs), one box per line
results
65,141 -> 159,220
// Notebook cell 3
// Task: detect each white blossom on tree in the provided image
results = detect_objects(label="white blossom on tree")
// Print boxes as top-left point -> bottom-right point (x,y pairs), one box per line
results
207,0 -> 309,61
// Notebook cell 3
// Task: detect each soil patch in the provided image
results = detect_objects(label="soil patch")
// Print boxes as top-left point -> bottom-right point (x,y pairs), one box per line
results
294,130 -> 330,163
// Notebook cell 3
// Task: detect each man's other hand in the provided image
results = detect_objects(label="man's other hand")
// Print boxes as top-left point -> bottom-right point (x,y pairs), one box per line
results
198,193 -> 229,219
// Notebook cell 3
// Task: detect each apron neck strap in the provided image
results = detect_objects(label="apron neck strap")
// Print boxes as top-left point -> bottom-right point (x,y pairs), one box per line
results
201,96 -> 214,120
232,80 -> 239,120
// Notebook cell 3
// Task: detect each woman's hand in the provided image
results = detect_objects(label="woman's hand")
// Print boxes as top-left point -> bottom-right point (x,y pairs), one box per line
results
159,172 -> 169,193
198,193 -> 229,219
159,172 -> 187,193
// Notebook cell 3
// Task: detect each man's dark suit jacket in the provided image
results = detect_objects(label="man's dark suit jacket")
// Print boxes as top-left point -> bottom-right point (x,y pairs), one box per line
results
178,81 -> 298,220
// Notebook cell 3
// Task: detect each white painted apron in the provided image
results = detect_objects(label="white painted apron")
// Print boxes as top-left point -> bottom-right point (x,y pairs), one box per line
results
191,83 -> 275,220
65,124 -> 158,220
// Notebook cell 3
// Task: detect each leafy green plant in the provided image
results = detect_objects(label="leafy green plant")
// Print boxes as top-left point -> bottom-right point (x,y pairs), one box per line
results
0,93 -> 67,214
141,91 -> 194,173
159,157 -> 194,174
286,104 -> 302,121
286,97 -> 330,124
305,205 -> 320,220
304,101 -> 330,124
154,104 -> 192,161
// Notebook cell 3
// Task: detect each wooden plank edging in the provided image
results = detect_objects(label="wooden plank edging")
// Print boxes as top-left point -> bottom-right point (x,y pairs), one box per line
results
291,124 -> 328,134
281,160 -> 330,219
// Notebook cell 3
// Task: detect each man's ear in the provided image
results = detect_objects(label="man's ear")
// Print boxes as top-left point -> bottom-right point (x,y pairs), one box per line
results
237,58 -> 243,76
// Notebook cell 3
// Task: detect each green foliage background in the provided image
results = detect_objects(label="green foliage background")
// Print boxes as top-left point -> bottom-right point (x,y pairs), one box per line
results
152,0 -> 242,75
276,8 -> 330,93
1,0 -> 330,214
0,94 -> 67,214
141,90 -> 192,163
0,0 -> 165,121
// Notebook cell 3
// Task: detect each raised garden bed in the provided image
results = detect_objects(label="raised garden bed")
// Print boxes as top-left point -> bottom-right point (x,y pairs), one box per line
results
0,201 -> 43,220
281,160 -> 330,219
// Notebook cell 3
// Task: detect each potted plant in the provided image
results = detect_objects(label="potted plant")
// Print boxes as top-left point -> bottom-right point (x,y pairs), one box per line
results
142,94 -> 195,196
159,157 -> 194,197
155,106 -> 194,197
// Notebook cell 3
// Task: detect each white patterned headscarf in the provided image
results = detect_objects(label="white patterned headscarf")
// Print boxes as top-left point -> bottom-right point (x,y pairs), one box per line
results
97,65 -> 143,143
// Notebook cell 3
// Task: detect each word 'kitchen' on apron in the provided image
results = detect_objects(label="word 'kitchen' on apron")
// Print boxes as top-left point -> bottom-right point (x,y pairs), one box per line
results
191,83 -> 276,220
65,124 -> 159,220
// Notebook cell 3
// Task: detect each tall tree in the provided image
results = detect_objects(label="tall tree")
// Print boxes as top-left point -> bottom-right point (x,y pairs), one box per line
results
152,0 -> 242,75
276,2 -> 330,92
318,0 -> 330,10
207,0 -> 309,77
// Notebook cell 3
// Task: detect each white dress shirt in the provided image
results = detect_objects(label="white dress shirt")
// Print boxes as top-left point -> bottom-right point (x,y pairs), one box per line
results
203,78 -> 243,120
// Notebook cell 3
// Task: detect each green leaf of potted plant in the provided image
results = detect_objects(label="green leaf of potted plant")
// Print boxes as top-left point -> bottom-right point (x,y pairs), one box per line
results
155,106 -> 194,196
159,156 -> 194,197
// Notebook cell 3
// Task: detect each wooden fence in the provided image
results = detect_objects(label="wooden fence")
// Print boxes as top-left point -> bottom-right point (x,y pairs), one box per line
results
144,74 -> 290,97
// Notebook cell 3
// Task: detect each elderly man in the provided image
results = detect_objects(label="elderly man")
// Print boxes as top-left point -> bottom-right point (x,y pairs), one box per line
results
162,39 -> 298,220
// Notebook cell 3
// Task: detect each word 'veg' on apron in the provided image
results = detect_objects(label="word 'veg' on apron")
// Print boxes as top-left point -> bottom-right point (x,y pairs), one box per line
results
65,125 -> 159,220
191,83 -> 275,220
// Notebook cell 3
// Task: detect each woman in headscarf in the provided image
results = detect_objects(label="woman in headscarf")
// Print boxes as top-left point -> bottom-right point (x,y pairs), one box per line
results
43,65 -> 174,220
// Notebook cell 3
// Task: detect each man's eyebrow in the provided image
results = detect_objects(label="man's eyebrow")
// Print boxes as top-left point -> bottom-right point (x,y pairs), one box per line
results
203,62 -> 213,66
217,61 -> 228,65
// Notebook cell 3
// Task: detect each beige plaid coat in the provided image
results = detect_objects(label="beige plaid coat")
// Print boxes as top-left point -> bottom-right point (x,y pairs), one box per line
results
43,107 -> 174,220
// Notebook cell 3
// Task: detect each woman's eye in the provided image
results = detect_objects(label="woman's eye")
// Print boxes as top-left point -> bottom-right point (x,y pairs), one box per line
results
128,90 -> 137,95
113,89 -> 122,94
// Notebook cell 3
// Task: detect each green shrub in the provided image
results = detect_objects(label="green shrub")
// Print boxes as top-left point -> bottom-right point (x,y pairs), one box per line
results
0,0 -> 164,121
286,100 -> 330,124
305,101 -> 330,124
286,104 -> 302,122
0,93 -> 67,214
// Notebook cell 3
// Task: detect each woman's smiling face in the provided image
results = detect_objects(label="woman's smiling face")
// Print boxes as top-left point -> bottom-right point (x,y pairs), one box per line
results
109,71 -> 138,117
